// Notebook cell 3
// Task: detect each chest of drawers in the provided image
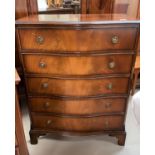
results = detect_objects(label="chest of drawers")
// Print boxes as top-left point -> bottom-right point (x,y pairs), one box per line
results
16,14 -> 139,146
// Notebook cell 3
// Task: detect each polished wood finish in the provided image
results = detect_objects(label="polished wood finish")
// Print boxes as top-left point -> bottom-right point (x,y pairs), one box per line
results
27,77 -> 129,96
29,97 -> 126,115
81,0 -> 114,14
15,0 -> 29,74
18,27 -> 137,51
131,55 -> 140,95
15,0 -> 38,99
16,14 -> 139,146
31,114 -> 124,131
15,0 -> 29,19
81,0 -> 87,14
81,0 -> 140,18
15,14 -> 140,24
15,0 -> 38,69
23,54 -> 133,75
134,56 -> 140,72
15,0 -> 38,18
27,0 -> 38,15
15,69 -> 29,155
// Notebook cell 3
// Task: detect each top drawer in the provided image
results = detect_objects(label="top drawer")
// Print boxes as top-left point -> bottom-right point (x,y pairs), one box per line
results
18,28 -> 137,52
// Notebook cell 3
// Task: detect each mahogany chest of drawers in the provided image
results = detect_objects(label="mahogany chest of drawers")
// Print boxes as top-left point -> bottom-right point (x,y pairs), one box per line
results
16,14 -> 139,146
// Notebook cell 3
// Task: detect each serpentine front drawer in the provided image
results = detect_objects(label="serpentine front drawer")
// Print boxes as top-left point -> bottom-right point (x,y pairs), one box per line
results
23,54 -> 133,75
26,77 -> 129,96
29,97 -> 126,115
31,114 -> 124,132
18,28 -> 137,52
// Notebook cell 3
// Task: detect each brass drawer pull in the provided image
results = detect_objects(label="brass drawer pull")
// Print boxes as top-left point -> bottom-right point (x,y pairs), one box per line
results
107,83 -> 113,90
105,120 -> 109,128
105,103 -> 112,109
39,62 -> 46,68
108,61 -> 115,69
46,120 -> 52,125
44,102 -> 50,108
111,36 -> 119,44
42,83 -> 48,88
36,36 -> 44,44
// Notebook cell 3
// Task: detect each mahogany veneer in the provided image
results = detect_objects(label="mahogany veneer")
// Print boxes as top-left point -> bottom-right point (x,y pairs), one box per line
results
31,114 -> 124,131
18,28 -> 137,51
23,54 -> 133,75
16,14 -> 139,146
26,77 -> 129,96
29,97 -> 126,115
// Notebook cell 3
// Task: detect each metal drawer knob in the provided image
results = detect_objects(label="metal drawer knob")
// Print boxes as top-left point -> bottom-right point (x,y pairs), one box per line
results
39,62 -> 46,68
108,61 -> 115,69
44,102 -> 50,108
105,103 -> 112,109
46,120 -> 52,125
36,36 -> 44,44
107,83 -> 113,90
111,36 -> 119,44
42,83 -> 48,88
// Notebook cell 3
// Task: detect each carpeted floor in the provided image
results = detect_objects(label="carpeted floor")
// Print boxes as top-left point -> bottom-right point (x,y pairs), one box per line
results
21,95 -> 140,155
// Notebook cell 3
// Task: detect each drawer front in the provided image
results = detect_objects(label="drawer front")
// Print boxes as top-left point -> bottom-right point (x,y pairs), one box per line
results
32,114 -> 124,131
27,77 -> 129,96
29,97 -> 126,115
18,28 -> 137,51
23,54 -> 133,75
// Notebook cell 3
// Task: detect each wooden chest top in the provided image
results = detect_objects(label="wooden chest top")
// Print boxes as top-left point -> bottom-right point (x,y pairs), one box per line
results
15,14 -> 139,25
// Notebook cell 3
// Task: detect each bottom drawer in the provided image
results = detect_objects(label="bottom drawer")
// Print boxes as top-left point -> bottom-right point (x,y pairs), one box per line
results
32,114 -> 124,132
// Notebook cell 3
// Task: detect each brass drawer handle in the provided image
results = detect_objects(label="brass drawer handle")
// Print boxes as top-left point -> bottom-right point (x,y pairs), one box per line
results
44,102 -> 50,108
105,103 -> 112,109
107,83 -> 113,90
39,62 -> 46,68
111,36 -> 119,44
108,61 -> 115,69
105,120 -> 109,128
42,83 -> 48,88
46,120 -> 52,125
36,36 -> 44,44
